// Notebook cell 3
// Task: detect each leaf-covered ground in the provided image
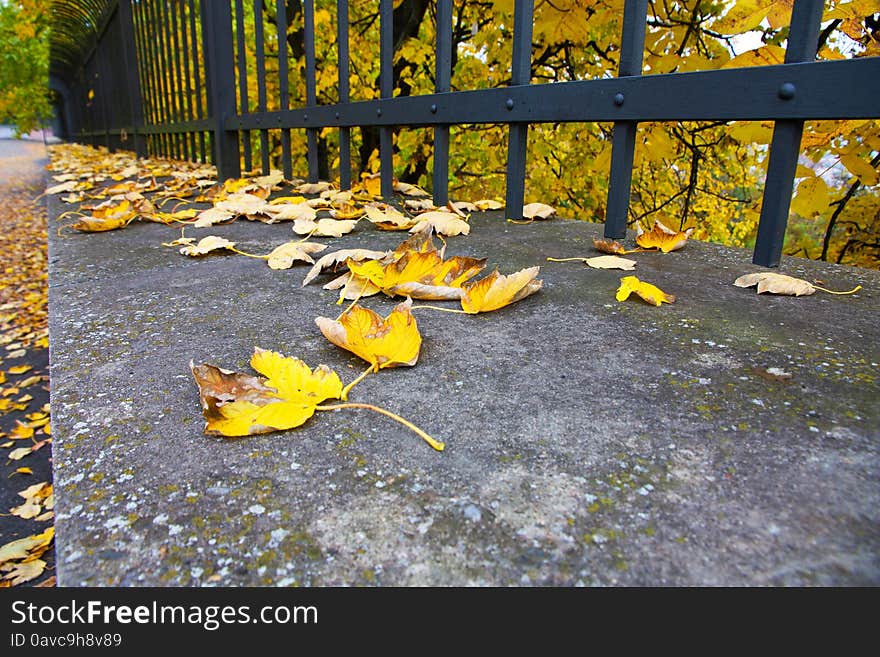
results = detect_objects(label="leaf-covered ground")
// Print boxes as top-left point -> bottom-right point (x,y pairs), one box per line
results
0,139 -> 54,587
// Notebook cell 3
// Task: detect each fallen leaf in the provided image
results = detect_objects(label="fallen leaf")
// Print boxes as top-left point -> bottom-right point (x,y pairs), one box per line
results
12,467 -> 33,476
71,213 -> 133,233
451,201 -> 477,213
252,170 -> 285,188
460,267 -> 543,314
522,203 -> 556,220
193,207 -> 235,228
266,241 -> 327,269
8,447 -> 32,461
364,204 -> 417,230
293,218 -> 358,237
191,349 -> 343,436
316,299 -> 422,371
394,181 -> 430,197
10,501 -> 41,519
296,181 -> 335,195
323,273 -> 382,300
593,238 -> 636,255
179,236 -> 237,257
2,559 -> 46,586
264,202 -> 318,222
547,255 -> 637,270
348,250 -> 486,300
474,199 -> 503,210
302,249 -> 388,287
408,210 -> 471,237
45,180 -> 79,195
0,527 -> 53,563
329,203 -> 364,220
616,275 -> 675,305
215,192 -> 270,217
733,272 -> 815,296
8,365 -> 31,375
404,199 -> 436,212
636,220 -> 693,252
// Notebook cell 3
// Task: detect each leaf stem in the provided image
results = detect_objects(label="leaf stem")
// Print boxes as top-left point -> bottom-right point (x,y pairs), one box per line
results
546,256 -> 589,263
341,365 -> 374,401
336,278 -> 369,318
409,304 -> 468,314
813,284 -> 862,295
229,247 -> 269,259
316,402 -> 445,451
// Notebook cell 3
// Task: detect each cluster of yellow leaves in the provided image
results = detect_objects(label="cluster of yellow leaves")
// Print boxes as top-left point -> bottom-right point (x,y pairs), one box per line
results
10,481 -> 54,522
0,526 -> 54,587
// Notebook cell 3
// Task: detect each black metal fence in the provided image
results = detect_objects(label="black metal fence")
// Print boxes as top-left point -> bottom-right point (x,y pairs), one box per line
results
53,0 -> 880,268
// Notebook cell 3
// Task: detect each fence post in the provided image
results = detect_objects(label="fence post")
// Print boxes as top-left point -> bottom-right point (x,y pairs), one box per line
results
603,0 -> 648,240
117,0 -> 146,157
752,0 -> 824,267
200,0 -> 241,179
504,0 -> 534,220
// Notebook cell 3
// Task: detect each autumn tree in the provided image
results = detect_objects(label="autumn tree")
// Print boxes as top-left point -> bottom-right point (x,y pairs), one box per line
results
0,0 -> 52,135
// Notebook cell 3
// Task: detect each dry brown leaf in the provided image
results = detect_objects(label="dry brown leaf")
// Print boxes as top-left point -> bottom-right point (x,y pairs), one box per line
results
323,272 -> 382,300
363,204 -> 417,230
2,559 -> 46,586
733,272 -> 815,296
394,181 -> 430,197
593,238 -> 633,255
295,181 -> 335,195
404,199 -> 436,212
329,203 -> 364,220
264,202 -> 318,222
193,207 -> 235,228
474,199 -> 504,210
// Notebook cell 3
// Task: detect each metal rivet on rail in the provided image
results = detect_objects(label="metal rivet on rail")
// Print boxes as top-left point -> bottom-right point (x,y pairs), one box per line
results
430,104 -> 438,114
505,98 -> 514,110
614,92 -> 625,106
335,112 -> 340,119
778,82 -> 796,100
377,108 -> 382,116
303,113 -> 308,121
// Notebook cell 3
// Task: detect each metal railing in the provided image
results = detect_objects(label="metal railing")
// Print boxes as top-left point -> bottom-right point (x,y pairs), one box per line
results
54,0 -> 880,267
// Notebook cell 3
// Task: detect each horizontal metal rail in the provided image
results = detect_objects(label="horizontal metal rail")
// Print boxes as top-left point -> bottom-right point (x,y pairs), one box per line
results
52,0 -> 880,269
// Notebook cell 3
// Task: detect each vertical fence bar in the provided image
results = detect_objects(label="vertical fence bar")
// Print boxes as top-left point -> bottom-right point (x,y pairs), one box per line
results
119,0 -> 146,157
234,0 -> 253,172
154,0 -> 174,157
753,0 -> 824,267
253,0 -> 270,174
303,0 -> 319,182
432,0 -> 453,206
187,0 -> 207,163
169,0 -> 189,161
147,0 -> 169,156
158,0 -> 182,158
276,0 -> 293,180
337,0 -> 351,189
133,2 -> 157,155
96,48 -> 111,150
504,0 -> 534,219
201,0 -> 241,178
603,0 -> 648,239
379,0 -> 393,198
178,0 -> 197,159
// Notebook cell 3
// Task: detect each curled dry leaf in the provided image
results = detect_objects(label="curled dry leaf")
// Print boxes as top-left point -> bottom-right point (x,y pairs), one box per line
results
593,238 -> 633,255
364,204 -> 417,230
316,299 -> 422,371
303,248 -> 388,286
266,241 -> 327,269
635,220 -> 693,252
348,250 -> 486,300
191,348 -> 343,436
179,236 -> 237,256
616,275 -> 675,306
460,266 -> 543,314
394,181 -> 430,197
329,203 -> 364,220
408,210 -> 470,237
0,527 -> 54,563
404,199 -> 436,212
522,203 -> 556,220
293,218 -> 358,238
733,272 -> 815,296
451,201 -> 477,213
252,170 -> 285,188
323,272 -> 382,300
193,207 -> 235,228
295,181 -> 335,195
264,202 -> 318,222
586,255 -> 637,270
45,180 -> 80,195
215,192 -> 270,217
474,199 -> 504,210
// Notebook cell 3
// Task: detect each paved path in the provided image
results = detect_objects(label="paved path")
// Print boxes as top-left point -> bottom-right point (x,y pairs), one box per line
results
46,176 -> 880,586
0,138 -> 54,587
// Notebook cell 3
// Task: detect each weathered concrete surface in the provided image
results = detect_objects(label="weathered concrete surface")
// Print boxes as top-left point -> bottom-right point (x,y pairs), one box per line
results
47,191 -> 879,586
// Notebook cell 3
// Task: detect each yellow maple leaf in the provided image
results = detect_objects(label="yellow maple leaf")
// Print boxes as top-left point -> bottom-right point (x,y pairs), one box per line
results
408,210 -> 471,237
616,276 -> 675,306
635,220 -> 693,252
348,250 -> 485,300
179,236 -> 237,257
460,267 -> 543,314
191,349 -> 343,437
315,299 -> 422,373
329,203 -> 364,220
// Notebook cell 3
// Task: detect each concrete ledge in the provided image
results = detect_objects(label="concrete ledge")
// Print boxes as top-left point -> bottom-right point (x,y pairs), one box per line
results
48,194 -> 880,585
